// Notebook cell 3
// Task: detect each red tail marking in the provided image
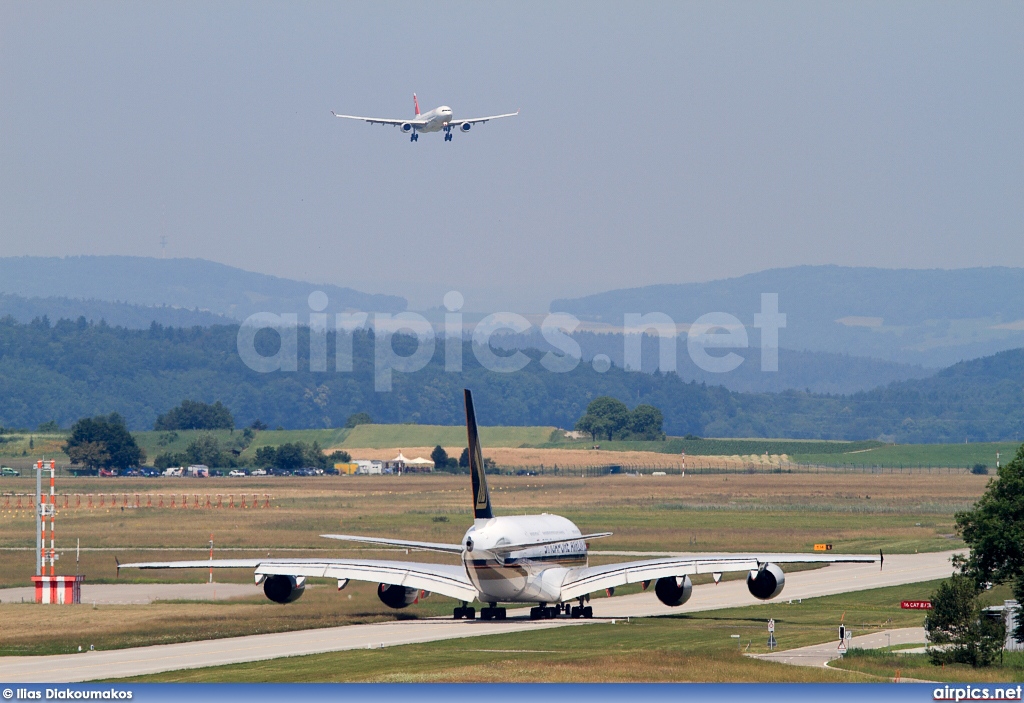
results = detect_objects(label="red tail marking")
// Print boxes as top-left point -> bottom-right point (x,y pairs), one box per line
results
413,93 -> 420,116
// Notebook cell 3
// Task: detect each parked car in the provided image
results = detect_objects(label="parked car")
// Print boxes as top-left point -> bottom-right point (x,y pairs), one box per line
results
250,468 -> 267,476
1,467 -> 19,477
140,467 -> 161,477
228,470 -> 246,477
99,469 -> 118,477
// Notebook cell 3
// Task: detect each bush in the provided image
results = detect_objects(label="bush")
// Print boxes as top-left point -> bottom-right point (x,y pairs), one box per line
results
345,412 -> 372,428
972,464 -> 989,475
155,400 -> 234,431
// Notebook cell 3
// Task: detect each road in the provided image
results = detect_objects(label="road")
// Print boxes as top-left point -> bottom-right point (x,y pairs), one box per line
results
0,550 -> 959,682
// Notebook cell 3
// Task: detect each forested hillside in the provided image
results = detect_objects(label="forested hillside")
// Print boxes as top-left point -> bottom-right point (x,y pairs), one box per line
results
0,316 -> 1021,442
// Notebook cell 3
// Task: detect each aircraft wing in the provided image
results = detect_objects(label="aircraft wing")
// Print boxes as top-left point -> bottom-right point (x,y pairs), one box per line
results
118,557 -> 477,602
320,533 -> 464,555
558,552 -> 880,602
330,112 -> 409,126
448,110 -> 519,127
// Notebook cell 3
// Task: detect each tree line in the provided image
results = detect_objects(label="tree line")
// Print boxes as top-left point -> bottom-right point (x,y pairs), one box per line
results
2,316 -> 1022,442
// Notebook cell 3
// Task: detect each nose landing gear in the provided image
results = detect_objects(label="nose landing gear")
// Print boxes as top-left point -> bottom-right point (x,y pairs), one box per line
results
443,125 -> 453,142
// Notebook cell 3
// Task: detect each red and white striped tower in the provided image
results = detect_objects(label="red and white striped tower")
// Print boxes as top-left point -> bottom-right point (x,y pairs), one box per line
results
48,459 -> 56,576
32,459 -> 84,604
37,460 -> 46,575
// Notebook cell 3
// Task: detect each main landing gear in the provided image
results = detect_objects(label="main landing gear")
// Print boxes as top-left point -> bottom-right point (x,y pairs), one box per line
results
529,601 -> 593,620
453,601 -> 475,619
409,133 -> 419,142
480,603 -> 507,620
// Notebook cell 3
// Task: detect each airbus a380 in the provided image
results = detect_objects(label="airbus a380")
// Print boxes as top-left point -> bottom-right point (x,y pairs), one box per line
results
331,94 -> 518,141
120,390 -> 881,621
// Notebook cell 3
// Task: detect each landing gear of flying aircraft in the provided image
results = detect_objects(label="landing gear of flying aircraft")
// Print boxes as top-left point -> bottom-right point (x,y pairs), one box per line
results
443,127 -> 452,142
480,604 -> 507,620
410,133 -> 419,142
453,604 -> 476,619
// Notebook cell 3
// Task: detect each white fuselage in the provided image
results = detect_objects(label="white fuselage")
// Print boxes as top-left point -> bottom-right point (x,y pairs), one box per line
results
461,514 -> 587,604
410,106 -> 454,132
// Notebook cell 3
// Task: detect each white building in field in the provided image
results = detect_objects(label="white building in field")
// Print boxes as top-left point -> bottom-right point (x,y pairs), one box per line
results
355,460 -> 383,475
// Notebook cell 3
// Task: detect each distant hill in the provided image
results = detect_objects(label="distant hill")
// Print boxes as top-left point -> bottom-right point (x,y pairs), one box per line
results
493,330 -> 932,394
0,256 -> 406,320
0,293 -> 232,329
552,266 -> 1024,368
0,317 -> 1020,443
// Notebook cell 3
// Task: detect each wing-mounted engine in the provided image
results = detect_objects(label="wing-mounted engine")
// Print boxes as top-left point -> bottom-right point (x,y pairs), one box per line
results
460,123 -> 472,132
400,123 -> 414,134
654,575 -> 693,606
377,583 -> 425,609
263,574 -> 306,603
747,563 -> 785,600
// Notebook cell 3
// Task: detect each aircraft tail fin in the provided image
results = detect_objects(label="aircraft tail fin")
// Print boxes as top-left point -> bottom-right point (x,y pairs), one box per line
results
464,389 -> 493,520
413,93 -> 420,116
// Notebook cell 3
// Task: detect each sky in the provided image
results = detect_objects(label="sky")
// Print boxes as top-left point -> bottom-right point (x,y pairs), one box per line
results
2,2 -> 1022,312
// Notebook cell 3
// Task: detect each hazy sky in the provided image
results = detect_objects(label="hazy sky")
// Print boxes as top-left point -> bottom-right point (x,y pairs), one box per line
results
2,2 -> 1022,311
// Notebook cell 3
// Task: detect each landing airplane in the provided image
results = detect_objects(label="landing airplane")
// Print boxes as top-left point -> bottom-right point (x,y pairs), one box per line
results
119,390 -> 881,621
331,94 -> 518,142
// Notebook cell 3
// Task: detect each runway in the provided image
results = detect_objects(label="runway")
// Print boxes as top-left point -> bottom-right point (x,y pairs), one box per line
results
0,550 -> 960,683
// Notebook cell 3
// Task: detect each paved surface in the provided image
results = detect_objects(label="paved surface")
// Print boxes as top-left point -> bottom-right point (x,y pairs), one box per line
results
0,582 -> 263,605
0,550 -> 960,682
755,627 -> 927,668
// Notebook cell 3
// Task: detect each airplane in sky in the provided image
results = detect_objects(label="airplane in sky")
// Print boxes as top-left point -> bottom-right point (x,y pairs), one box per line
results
331,94 -> 519,142
120,390 -> 881,621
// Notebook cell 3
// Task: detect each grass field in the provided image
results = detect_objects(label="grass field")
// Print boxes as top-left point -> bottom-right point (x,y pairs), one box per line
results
339,424 -> 558,449
115,579 -> 1005,683
547,436 -> 885,456
2,426 -> 1018,472
790,442 -> 1021,469
0,471 -> 985,659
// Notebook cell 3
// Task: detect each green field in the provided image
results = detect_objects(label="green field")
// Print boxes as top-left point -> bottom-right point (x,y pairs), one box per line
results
340,424 -> 559,449
116,579 -> 1018,683
2,425 -> 1018,472
547,436 -> 885,456
789,442 -> 1020,469
133,428 -> 351,463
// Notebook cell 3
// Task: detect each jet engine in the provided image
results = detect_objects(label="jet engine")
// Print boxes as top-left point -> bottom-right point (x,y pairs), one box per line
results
377,583 -> 422,609
263,575 -> 305,604
400,123 -> 414,134
746,563 -> 785,600
654,575 -> 693,606
460,123 -> 472,132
